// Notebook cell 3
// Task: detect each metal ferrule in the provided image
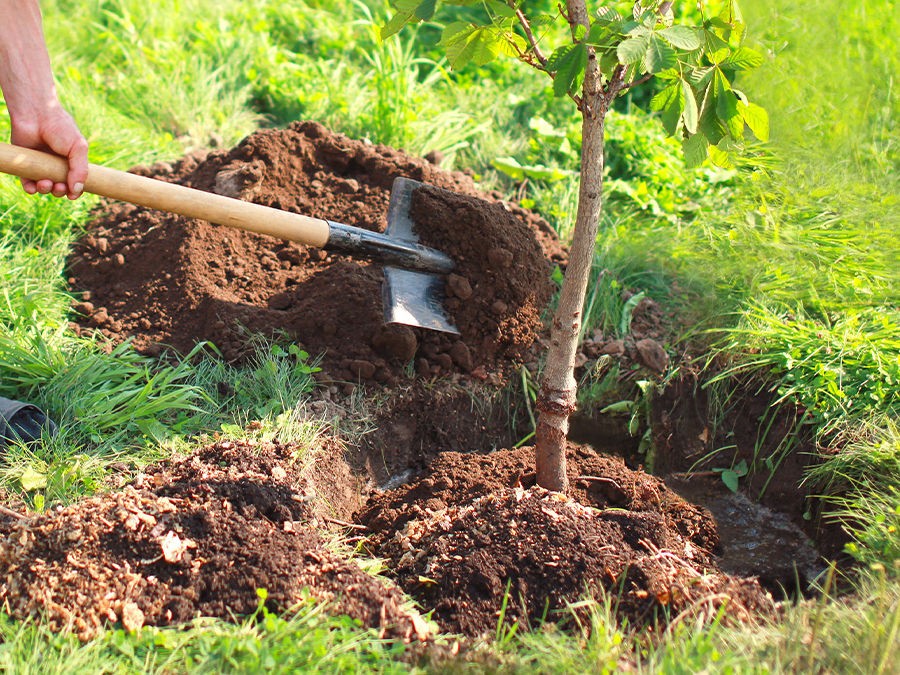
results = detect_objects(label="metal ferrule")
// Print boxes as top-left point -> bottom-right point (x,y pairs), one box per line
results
325,221 -> 455,274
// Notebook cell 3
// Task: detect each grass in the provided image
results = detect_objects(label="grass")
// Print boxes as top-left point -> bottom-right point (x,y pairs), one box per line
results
0,598 -> 416,674
0,0 -> 895,670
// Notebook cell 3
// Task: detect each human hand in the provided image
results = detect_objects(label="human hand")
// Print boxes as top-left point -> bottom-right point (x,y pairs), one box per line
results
10,102 -> 88,199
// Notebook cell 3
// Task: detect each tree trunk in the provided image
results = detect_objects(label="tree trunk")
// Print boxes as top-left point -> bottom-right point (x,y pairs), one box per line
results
534,0 -> 609,492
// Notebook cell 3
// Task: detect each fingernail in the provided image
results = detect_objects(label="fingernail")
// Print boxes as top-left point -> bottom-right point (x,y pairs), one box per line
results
73,183 -> 84,195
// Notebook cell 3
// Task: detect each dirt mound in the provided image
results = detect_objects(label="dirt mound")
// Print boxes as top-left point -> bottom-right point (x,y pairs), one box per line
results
0,438 -> 781,641
66,121 -> 564,383
358,444 -> 775,636
360,445 -> 718,552
0,439 -> 426,641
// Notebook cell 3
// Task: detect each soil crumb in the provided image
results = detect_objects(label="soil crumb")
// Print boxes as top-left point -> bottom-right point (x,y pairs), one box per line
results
66,121 -> 564,384
0,439 -> 427,641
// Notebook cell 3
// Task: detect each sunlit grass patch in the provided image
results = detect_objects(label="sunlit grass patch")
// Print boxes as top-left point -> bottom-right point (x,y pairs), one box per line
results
710,303 -> 900,438
0,597 -> 415,674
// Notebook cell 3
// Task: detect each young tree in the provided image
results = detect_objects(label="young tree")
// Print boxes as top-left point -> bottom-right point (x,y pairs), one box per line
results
385,0 -> 768,491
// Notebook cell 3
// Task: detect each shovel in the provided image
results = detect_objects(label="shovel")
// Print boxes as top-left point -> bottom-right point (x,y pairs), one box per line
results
0,142 -> 459,335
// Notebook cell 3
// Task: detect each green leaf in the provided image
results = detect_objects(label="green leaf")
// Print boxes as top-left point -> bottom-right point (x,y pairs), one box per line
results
414,0 -> 437,20
721,46 -> 764,70
650,82 -> 683,136
551,265 -> 564,286
687,65 -> 715,88
381,0 -> 421,39
697,77 -> 725,144
617,35 -> 649,65
441,23 -> 506,69
682,133 -> 709,168
702,27 -> 730,63
492,157 -> 570,181
658,25 -> 702,50
714,70 -> 743,139
619,291 -> 646,336
484,0 -> 517,19
644,34 -> 676,73
600,400 -> 635,414
739,101 -> 769,141
708,141 -> 735,168
20,466 -> 47,491
681,79 -> 699,133
136,417 -> 169,443
720,469 -> 739,492
528,116 -> 566,138
595,6 -> 621,25
587,22 -> 613,46
547,42 -> 587,97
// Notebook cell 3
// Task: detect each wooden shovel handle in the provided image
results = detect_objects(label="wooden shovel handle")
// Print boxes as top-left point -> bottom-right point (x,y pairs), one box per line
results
0,142 -> 330,247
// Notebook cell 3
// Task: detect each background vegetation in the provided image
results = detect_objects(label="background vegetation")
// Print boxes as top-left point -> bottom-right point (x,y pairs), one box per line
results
0,0 -> 896,670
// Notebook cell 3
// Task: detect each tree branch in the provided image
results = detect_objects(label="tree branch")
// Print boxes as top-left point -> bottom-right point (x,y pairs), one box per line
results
603,64 -> 629,106
509,1 -> 548,68
621,72 -> 654,92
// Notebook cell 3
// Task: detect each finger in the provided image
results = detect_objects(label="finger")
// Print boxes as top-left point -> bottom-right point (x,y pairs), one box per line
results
52,182 -> 69,198
35,179 -> 54,195
21,179 -> 37,195
66,136 -> 89,199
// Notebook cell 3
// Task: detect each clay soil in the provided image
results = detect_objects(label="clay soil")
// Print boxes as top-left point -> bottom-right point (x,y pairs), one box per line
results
0,123 -> 818,643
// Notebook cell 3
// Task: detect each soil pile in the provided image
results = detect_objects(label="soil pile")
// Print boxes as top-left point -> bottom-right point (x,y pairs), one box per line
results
359,444 -> 776,636
41,121 -> 803,644
66,121 -> 564,384
0,439 -> 427,641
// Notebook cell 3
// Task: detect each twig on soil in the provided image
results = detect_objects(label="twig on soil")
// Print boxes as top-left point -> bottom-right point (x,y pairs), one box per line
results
321,516 -> 368,531
669,471 -> 720,479
0,504 -> 27,520
575,475 -> 623,490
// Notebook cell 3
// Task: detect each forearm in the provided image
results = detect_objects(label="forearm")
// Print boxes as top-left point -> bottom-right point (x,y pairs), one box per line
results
0,0 -> 59,120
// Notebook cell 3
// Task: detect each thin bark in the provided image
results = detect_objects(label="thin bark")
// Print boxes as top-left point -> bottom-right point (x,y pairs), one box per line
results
533,0 -> 624,491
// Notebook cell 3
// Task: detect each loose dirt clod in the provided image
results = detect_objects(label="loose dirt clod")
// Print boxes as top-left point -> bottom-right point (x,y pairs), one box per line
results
66,121 -> 564,383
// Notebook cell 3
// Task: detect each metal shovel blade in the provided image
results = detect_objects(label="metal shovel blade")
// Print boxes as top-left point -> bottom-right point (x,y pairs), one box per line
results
383,266 -> 459,335
379,177 -> 458,335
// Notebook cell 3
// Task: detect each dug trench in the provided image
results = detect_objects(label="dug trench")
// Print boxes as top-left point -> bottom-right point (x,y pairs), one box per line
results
0,122 -> 840,641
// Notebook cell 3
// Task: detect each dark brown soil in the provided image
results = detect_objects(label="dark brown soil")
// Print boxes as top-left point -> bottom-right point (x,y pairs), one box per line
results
358,444 -> 775,636
0,122 -> 825,644
0,439 -> 428,641
66,121 -> 563,384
